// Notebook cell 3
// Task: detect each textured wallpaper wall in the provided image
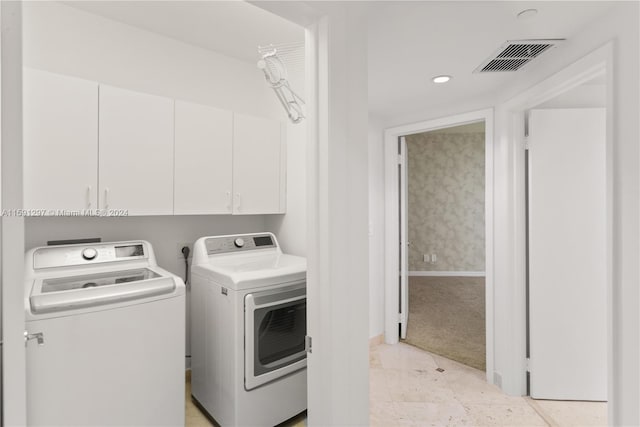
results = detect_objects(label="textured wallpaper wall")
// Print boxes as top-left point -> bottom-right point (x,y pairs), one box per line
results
406,128 -> 485,272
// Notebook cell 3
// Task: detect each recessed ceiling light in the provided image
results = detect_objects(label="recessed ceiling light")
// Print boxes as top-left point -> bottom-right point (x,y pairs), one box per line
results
432,75 -> 451,84
517,9 -> 538,19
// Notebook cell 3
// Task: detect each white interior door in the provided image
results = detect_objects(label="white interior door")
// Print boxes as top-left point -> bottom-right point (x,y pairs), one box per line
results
528,108 -> 607,401
399,137 -> 409,339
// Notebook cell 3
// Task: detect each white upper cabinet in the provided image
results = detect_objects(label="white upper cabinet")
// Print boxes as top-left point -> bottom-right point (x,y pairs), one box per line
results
174,101 -> 233,215
98,85 -> 174,215
23,70 -> 286,217
232,114 -> 286,215
23,68 -> 98,212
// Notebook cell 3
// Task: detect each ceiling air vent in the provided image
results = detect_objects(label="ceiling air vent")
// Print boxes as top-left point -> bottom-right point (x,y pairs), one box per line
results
474,39 -> 564,73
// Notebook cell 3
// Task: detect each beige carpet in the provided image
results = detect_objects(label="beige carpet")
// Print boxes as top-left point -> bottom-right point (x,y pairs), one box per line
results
403,276 -> 486,371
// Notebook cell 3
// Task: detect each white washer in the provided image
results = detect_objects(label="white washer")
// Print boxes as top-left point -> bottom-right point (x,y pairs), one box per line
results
191,232 -> 307,426
24,240 -> 186,427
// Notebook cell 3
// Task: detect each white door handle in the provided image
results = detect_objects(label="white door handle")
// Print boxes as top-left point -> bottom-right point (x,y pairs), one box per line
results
104,188 -> 110,209
235,193 -> 241,212
226,191 -> 232,212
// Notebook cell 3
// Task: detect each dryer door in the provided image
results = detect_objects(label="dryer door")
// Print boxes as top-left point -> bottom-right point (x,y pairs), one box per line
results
244,282 -> 306,390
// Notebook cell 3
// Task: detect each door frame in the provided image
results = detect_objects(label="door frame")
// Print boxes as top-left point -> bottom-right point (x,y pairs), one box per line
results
253,2 -> 371,425
1,2 -> 27,425
383,108 -> 495,383
399,136 -> 408,339
494,42 -> 612,398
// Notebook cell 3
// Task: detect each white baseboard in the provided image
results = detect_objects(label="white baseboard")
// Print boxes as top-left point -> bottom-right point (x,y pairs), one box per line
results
408,271 -> 485,277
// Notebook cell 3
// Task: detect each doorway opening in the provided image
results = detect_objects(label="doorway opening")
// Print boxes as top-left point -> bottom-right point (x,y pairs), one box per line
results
402,122 -> 487,371
384,108 -> 494,383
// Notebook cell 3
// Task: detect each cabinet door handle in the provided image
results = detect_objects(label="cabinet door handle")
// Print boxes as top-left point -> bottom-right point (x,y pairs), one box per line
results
226,191 -> 232,212
104,188 -> 110,209
86,186 -> 92,209
235,193 -> 241,212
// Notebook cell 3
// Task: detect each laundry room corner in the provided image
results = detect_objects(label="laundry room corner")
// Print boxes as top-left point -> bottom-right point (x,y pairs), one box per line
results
20,0 -> 306,373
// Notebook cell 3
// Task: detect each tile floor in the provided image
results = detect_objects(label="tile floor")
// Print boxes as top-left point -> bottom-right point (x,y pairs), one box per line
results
370,342 -> 607,426
185,343 -> 606,426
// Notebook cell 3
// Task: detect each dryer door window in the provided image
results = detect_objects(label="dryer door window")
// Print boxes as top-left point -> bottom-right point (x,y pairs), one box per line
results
245,283 -> 307,390
254,298 -> 306,372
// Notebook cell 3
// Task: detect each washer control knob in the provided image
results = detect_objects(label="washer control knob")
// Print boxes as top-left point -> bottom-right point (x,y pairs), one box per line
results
82,248 -> 98,260
234,238 -> 245,248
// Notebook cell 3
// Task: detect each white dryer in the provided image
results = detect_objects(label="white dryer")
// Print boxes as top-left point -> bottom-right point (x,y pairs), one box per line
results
24,240 -> 186,426
191,232 -> 307,426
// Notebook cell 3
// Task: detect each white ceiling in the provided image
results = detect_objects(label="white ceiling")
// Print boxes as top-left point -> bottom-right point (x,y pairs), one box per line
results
367,1 -> 615,125
64,1 -> 614,127
64,1 -> 304,63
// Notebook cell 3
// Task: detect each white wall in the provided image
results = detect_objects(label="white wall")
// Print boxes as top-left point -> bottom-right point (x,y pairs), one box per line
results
24,216 -> 266,278
23,2 -> 281,120
304,4 -> 370,425
368,116 -> 385,338
265,63 -> 307,257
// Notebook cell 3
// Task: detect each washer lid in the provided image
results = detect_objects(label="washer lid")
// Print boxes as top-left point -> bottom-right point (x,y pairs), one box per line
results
30,268 -> 176,314
195,253 -> 306,290
41,268 -> 160,293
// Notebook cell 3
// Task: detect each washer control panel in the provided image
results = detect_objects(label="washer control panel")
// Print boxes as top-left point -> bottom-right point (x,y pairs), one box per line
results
33,242 -> 147,269
205,233 -> 276,255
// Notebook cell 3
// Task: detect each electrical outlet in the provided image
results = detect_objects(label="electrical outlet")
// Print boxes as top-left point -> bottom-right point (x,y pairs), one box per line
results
431,254 -> 437,263
177,243 -> 193,259
423,254 -> 429,263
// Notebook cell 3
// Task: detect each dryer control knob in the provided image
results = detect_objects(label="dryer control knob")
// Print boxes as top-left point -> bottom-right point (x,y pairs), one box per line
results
234,238 -> 245,248
82,248 -> 98,260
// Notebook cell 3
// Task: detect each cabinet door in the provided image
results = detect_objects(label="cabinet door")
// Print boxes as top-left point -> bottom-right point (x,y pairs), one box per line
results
174,101 -> 233,214
99,85 -> 174,215
23,68 -> 98,212
232,114 -> 285,214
